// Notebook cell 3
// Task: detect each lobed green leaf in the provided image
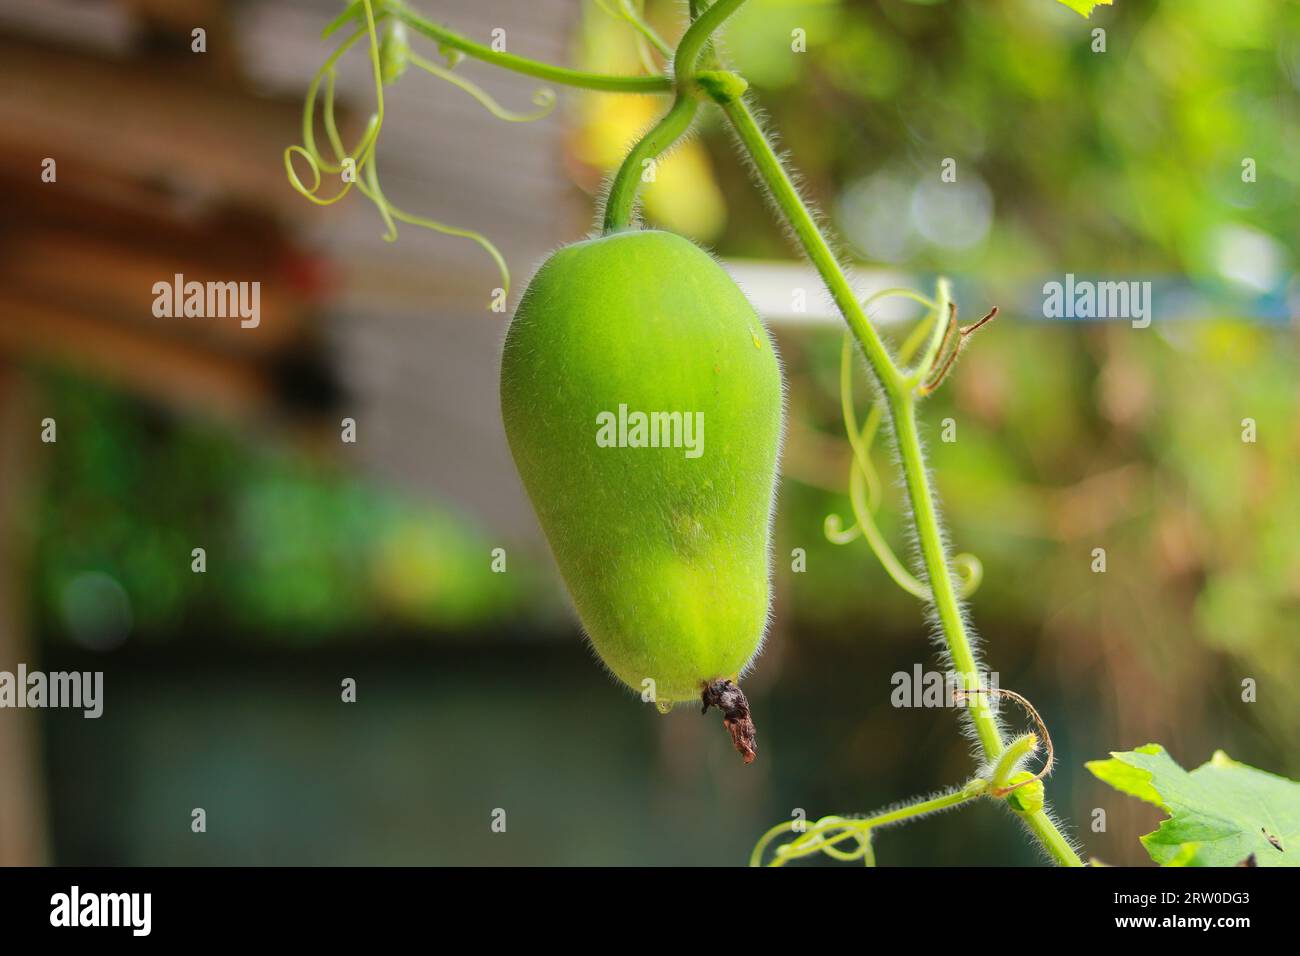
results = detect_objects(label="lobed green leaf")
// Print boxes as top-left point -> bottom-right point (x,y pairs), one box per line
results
1088,744 -> 1300,867
1056,0 -> 1114,17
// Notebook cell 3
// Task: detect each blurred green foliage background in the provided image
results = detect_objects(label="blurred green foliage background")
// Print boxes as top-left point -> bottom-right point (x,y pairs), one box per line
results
26,0 -> 1300,866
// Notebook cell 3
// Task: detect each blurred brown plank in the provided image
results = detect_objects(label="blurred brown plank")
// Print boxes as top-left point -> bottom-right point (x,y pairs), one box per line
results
120,0 -> 225,32
0,364 -> 49,866
0,292 -> 276,419
0,22 -> 343,420
1,228 -> 313,355
0,33 -> 311,216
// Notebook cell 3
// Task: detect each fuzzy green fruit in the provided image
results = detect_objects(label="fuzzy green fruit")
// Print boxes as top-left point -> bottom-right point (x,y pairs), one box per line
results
500,229 -> 783,714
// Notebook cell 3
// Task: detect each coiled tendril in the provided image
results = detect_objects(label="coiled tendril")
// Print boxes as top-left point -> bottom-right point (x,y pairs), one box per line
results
825,285 -> 984,600
751,815 -> 876,868
750,779 -> 990,867
283,0 -> 564,301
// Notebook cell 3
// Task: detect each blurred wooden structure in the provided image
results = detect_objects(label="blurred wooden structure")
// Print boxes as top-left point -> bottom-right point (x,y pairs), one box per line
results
0,0 -> 585,864
0,29 -> 336,420
0,369 -> 46,866
0,0 -> 333,867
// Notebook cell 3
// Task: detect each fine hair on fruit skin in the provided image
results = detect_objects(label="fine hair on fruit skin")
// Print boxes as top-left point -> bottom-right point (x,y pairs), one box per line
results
500,230 -> 785,728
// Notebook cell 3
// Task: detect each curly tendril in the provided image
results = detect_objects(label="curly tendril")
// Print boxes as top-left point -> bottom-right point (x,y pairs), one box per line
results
749,714 -> 1048,865
283,0 -> 575,301
750,780 -> 988,867
952,687 -> 1056,798
825,285 -> 984,600
751,816 -> 876,868
406,50 -> 557,123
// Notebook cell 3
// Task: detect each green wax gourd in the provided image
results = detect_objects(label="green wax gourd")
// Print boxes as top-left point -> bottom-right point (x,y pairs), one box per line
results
500,229 -> 784,714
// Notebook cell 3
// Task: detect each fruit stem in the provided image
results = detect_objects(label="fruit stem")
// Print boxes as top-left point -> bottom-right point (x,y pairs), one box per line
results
601,96 -> 699,234
600,0 -> 748,234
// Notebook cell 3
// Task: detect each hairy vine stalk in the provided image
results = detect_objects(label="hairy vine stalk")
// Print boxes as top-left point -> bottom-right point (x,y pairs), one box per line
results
290,0 -> 1085,867
595,0 -> 1084,867
388,0 -> 672,92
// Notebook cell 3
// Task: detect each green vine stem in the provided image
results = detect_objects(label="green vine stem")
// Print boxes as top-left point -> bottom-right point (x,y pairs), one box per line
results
830,288 -> 985,601
672,0 -> 746,87
387,0 -> 672,93
707,78 -> 1083,867
717,96 -> 903,395
1022,801 -> 1084,865
406,49 -> 557,123
887,396 -> 1003,753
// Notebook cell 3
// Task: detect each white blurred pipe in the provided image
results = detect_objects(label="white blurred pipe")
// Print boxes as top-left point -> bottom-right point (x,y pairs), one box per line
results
721,259 -> 919,327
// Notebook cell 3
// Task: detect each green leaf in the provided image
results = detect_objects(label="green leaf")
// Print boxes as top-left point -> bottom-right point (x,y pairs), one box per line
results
1087,744 -> 1300,867
1057,0 -> 1114,17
